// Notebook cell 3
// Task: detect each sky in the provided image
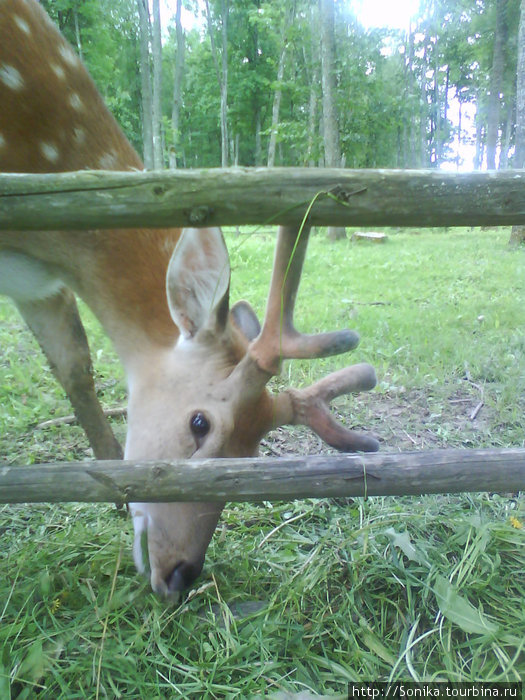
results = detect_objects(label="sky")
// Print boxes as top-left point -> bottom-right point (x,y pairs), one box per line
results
350,0 -> 420,31
160,0 -> 422,33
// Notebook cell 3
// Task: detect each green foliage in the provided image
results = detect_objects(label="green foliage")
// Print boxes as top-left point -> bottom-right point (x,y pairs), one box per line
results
42,0 -> 143,152
38,0 -> 525,169
1,229 -> 524,694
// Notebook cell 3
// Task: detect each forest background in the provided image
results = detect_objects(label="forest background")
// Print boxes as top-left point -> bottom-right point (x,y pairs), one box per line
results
40,0 -> 525,182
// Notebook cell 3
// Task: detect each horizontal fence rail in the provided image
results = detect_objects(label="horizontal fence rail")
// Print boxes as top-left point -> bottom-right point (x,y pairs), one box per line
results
1,449 -> 524,504
2,168 -> 525,230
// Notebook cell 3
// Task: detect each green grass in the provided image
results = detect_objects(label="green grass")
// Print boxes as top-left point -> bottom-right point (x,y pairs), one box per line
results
0,228 -> 524,697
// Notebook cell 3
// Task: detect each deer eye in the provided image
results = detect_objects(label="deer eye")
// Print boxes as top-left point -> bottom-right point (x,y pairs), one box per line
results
190,411 -> 210,439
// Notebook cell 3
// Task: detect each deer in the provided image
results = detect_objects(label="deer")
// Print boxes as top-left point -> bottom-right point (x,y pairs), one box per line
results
0,0 -> 379,597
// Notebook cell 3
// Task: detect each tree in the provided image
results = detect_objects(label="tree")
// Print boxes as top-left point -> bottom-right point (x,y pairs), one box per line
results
319,0 -> 345,240
205,0 -> 230,167
169,0 -> 185,168
72,2 -> 84,61
267,4 -> 294,167
306,58 -> 320,167
509,0 -> 525,244
486,0 -> 508,168
151,0 -> 164,168
137,0 -> 154,168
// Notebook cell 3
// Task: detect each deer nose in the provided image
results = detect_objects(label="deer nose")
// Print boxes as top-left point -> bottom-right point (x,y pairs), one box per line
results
166,560 -> 203,593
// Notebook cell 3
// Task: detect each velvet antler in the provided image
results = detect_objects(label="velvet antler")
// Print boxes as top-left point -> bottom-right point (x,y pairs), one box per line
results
234,225 -> 379,452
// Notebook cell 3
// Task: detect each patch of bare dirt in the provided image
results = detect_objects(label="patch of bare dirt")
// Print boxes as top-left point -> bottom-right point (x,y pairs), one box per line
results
261,381 -> 510,456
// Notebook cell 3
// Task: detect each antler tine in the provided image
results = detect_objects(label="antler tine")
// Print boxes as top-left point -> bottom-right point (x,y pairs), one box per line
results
230,227 -> 378,451
274,363 -> 380,452
249,226 -> 360,375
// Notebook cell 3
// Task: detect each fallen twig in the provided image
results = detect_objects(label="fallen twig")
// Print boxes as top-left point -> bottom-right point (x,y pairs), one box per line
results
36,406 -> 127,430
470,402 -> 484,421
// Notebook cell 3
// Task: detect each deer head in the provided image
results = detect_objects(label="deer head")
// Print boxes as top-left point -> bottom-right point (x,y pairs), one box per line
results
126,225 -> 378,597
0,0 -> 378,599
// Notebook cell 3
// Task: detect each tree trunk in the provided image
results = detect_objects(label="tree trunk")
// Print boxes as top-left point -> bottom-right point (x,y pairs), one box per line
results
474,98 -> 485,170
420,44 -> 428,167
255,108 -> 262,166
220,0 -> 229,168
499,99 -> 513,169
72,7 -> 83,62
234,133 -> 240,166
515,0 -> 525,169
431,55 -> 442,164
405,23 -> 418,167
486,0 -> 507,170
307,63 -> 319,167
306,15 -> 320,168
456,99 -> 463,170
151,0 -> 163,169
319,0 -> 345,240
205,0 -> 229,167
267,41 -> 287,167
169,0 -> 185,169
434,63 -> 449,166
251,14 -> 261,167
136,0 -> 154,169
510,0 -> 525,245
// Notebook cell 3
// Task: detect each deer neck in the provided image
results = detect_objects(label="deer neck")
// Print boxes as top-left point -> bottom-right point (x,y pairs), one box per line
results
0,0 -> 183,372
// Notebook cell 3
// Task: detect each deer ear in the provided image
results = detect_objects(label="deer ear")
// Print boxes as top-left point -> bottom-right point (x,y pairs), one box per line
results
230,300 -> 261,341
166,228 -> 231,339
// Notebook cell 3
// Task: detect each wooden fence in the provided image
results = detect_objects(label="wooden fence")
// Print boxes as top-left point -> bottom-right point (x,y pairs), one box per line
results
1,450 -> 524,504
2,168 -> 525,229
1,167 -> 524,502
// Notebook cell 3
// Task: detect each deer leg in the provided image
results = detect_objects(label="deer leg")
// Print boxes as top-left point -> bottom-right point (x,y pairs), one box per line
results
16,288 -> 123,460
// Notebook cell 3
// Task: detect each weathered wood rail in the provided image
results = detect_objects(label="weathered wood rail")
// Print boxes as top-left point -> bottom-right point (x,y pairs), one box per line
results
1,449 -> 523,504
1,168 -> 524,504
2,168 -> 525,230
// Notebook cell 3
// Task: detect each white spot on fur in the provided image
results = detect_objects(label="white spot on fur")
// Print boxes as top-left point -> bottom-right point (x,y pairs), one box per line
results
0,132 -> 5,149
51,63 -> 66,80
59,44 -> 79,67
0,63 -> 24,90
69,92 -> 83,111
14,15 -> 31,34
73,127 -> 86,144
40,141 -> 60,163
98,152 -> 117,169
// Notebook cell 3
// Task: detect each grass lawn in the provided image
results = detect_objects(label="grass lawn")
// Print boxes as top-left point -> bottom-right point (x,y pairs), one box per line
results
0,227 -> 524,698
